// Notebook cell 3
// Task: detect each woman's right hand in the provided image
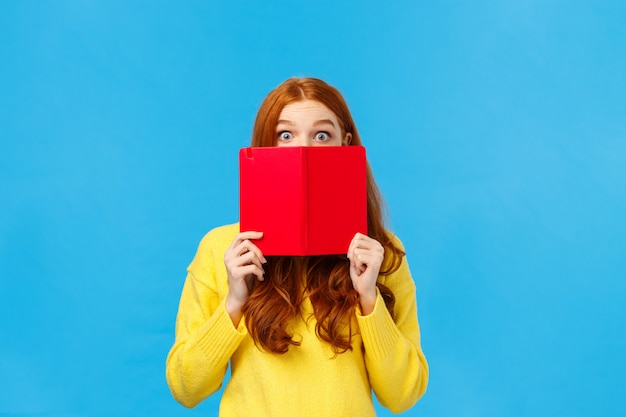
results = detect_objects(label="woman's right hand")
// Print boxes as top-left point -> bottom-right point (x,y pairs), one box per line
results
224,231 -> 266,326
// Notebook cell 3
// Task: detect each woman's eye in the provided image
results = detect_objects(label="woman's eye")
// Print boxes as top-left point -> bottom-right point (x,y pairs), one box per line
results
315,132 -> 330,141
278,131 -> 292,141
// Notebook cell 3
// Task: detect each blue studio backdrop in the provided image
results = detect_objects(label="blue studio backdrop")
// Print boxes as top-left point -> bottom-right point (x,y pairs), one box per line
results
1,1 -> 625,416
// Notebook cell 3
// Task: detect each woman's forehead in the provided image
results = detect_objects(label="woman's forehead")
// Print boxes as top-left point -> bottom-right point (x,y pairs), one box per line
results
278,100 -> 337,119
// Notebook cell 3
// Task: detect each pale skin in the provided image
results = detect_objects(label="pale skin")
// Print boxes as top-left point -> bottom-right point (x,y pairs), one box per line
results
225,100 -> 384,326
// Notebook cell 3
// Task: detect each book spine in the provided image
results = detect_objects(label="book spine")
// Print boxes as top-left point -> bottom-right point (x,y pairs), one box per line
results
301,147 -> 309,254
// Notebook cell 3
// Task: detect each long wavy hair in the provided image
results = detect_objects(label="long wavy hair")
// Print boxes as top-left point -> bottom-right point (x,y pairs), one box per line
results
241,77 -> 405,354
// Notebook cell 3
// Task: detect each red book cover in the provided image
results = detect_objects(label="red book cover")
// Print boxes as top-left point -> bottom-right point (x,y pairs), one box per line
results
239,146 -> 368,256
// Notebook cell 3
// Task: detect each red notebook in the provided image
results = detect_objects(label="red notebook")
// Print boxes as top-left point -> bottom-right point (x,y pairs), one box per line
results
239,146 -> 368,256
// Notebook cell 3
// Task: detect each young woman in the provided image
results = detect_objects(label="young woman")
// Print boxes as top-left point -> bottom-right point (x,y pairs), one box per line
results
166,77 -> 428,416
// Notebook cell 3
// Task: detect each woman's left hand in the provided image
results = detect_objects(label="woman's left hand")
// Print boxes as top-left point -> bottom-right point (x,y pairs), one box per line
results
347,233 -> 384,315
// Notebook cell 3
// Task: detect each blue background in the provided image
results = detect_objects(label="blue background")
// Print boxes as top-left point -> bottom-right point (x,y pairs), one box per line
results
1,1 -> 625,416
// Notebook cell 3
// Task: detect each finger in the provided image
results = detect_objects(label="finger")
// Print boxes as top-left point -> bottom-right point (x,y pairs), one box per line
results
348,233 -> 380,253
226,250 -> 265,276
240,264 -> 265,281
349,260 -> 359,278
347,233 -> 358,255
347,233 -> 362,254
354,236 -> 383,252
230,231 -> 264,250
230,263 -> 265,281
353,246 -> 383,267
351,255 -> 367,273
348,235 -> 383,270
347,234 -> 363,259
352,250 -> 383,272
353,263 -> 366,278
348,254 -> 363,276
238,250 -> 265,271
233,239 -> 267,263
353,252 -> 369,271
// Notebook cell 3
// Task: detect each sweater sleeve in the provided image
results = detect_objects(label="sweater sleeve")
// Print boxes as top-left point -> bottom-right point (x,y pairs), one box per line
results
165,229 -> 246,408
356,236 -> 429,413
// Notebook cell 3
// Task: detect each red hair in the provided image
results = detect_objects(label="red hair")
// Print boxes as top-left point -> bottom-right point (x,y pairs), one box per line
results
242,77 -> 405,354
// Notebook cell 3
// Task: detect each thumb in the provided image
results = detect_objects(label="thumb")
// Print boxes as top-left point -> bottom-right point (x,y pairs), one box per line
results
349,259 -> 362,278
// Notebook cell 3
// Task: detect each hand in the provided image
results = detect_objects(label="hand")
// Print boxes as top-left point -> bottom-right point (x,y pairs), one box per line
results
224,231 -> 266,325
347,233 -> 384,315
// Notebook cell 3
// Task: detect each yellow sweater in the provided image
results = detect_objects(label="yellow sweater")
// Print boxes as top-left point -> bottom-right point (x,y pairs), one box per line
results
166,223 -> 428,416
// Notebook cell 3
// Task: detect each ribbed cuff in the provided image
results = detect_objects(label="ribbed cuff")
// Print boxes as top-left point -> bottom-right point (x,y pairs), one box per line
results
356,292 -> 402,361
196,299 -> 247,368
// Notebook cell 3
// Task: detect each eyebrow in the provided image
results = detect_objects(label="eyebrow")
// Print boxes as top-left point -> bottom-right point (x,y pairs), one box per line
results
275,119 -> 336,127
313,119 -> 336,128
